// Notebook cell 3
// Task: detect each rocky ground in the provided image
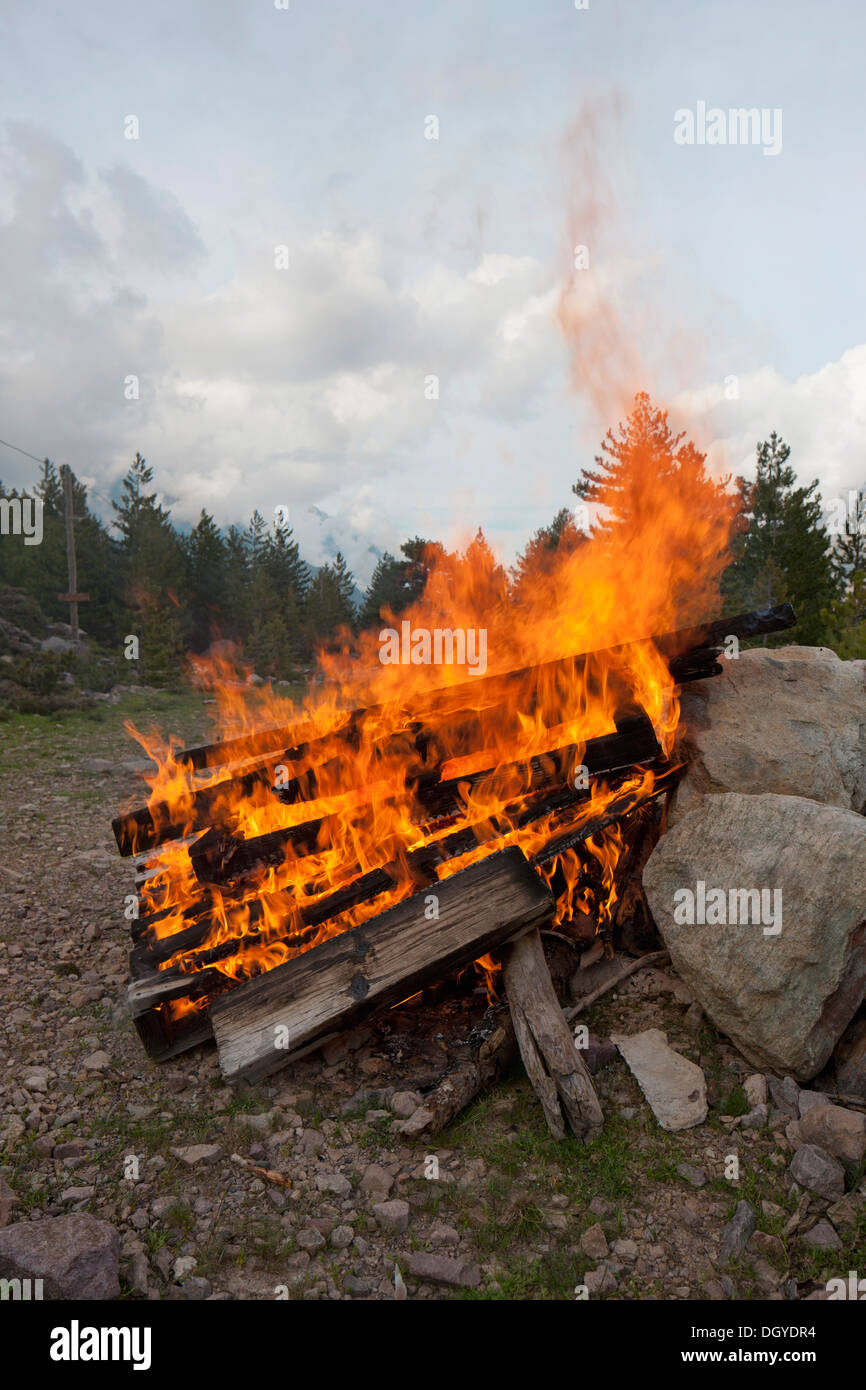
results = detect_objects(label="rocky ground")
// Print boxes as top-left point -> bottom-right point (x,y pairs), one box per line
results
1,688 -> 865,1302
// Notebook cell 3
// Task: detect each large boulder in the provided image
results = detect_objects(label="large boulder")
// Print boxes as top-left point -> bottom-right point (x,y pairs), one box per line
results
672,647 -> 866,821
0,1213 -> 120,1299
643,792 -> 866,1080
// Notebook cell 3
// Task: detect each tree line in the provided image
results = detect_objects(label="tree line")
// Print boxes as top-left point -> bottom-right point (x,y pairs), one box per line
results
1,394 -> 864,695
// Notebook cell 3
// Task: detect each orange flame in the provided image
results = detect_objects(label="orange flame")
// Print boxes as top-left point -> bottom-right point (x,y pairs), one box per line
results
123,394 -> 733,1011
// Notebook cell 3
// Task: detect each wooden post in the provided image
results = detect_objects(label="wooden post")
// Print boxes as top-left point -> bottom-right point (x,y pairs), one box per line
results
61,465 -> 78,647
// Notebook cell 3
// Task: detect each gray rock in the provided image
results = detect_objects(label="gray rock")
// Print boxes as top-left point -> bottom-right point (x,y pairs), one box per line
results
407,1252 -> 481,1288
677,1162 -> 707,1188
741,1104 -> 769,1130
428,1222 -> 460,1246
81,1050 -> 111,1071
580,1223 -> 609,1260
610,1028 -> 707,1131
802,1219 -> 843,1251
390,1091 -> 422,1119
315,1172 -> 351,1197
342,1274 -> 370,1296
789,1144 -> 846,1201
796,1104 -> 866,1167
672,646 -> 866,818
643,793 -> 866,1080
359,1164 -> 393,1196
584,1264 -> 617,1294
798,1091 -> 832,1116
768,1075 -> 801,1118
718,1201 -> 756,1263
0,1213 -> 119,1299
330,1225 -> 353,1249
296,1228 -> 326,1252
372,1200 -> 410,1233
744,1074 -> 768,1108
182,1276 -> 212,1300
170,1144 -> 223,1166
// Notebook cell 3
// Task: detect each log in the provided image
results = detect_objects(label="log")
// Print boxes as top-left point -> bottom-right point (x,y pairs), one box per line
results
174,602 -> 796,772
210,847 -> 555,1084
500,927 -> 603,1141
398,1007 -> 518,1137
189,712 -> 660,886
113,703 -> 658,859
133,761 -> 672,978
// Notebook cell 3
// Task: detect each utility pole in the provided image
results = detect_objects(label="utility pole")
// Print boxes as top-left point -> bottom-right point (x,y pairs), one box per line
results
58,463 -> 88,649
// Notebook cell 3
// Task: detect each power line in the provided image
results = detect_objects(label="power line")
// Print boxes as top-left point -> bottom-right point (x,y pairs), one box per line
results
0,435 -> 49,466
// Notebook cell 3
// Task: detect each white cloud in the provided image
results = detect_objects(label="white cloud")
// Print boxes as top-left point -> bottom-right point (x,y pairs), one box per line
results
675,345 -> 866,500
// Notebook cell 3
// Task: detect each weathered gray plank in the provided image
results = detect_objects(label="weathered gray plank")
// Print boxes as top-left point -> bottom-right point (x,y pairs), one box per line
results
211,847 -> 554,1084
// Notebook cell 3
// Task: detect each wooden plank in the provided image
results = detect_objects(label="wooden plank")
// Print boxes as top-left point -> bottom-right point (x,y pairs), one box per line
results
501,928 -> 603,1141
172,604 -> 793,772
210,846 -> 555,1084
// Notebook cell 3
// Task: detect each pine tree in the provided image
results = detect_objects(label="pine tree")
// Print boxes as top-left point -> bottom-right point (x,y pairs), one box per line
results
831,489 -> 866,582
359,538 -> 445,629
307,553 -> 357,644
573,392 -> 726,538
721,433 -> 839,645
510,508 -> 586,598
112,453 -> 185,607
186,510 -> 228,648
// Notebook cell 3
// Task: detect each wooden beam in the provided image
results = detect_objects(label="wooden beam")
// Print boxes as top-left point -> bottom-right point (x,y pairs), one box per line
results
501,928 -> 603,1142
210,847 -> 554,1085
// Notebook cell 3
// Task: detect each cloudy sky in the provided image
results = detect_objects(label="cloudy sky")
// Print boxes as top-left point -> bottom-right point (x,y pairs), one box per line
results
1,0 -> 864,584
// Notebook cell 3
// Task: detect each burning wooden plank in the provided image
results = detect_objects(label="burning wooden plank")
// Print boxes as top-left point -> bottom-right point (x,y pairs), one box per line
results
111,602 -> 794,857
209,846 -> 556,1084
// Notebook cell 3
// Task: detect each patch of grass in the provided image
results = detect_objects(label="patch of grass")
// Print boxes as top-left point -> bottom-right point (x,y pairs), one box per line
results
718,1084 -> 750,1117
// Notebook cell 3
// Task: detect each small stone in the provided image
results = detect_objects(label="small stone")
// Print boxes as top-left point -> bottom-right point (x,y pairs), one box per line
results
407,1252 -> 481,1289
767,1075 -> 800,1118
718,1201 -> 755,1263
342,1274 -> 370,1296
584,1264 -> 617,1294
744,1074 -> 768,1108
297,1228 -> 326,1252
330,1225 -> 353,1249
170,1144 -> 223,1166
826,1195 -> 860,1233
360,1164 -> 394,1196
797,1103 -> 866,1167
677,1162 -> 707,1188
316,1172 -> 351,1197
183,1276 -> 212,1300
390,1091 -> 422,1119
741,1104 -> 769,1130
802,1219 -> 842,1251
610,1028 -> 707,1131
173,1255 -> 197,1281
428,1222 -> 459,1246
372,1200 -> 410,1233
611,1238 -> 638,1261
798,1090 -> 832,1116
789,1144 -> 846,1202
580,1223 -> 609,1261
81,1051 -> 111,1072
